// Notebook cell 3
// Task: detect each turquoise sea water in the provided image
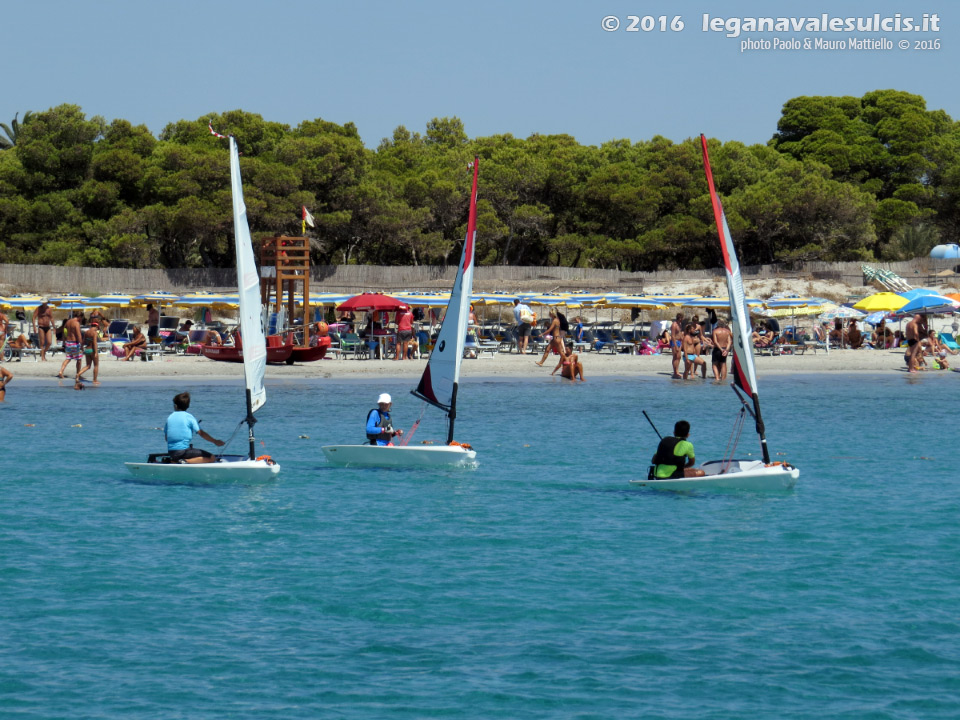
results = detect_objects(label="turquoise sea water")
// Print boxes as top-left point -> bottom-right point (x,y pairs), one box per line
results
1,374 -> 959,719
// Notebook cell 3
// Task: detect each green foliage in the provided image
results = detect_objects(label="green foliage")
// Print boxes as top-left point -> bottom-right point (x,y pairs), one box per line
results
0,94 -> 956,270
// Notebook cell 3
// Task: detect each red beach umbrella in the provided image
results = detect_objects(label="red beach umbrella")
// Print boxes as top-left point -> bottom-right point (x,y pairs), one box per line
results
336,293 -> 410,313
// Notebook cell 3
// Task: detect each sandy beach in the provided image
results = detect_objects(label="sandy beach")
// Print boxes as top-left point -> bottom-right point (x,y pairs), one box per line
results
2,345 -> 921,382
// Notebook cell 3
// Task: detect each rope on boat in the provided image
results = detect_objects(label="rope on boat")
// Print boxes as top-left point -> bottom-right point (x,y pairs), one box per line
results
721,406 -> 747,473
400,402 -> 428,446
215,418 -> 247,458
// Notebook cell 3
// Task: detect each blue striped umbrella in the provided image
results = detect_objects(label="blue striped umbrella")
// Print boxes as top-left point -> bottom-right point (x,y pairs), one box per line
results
0,295 -> 48,310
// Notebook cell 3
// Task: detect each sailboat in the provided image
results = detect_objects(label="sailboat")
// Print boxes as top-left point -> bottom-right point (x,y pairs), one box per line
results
321,159 -> 480,468
125,135 -> 281,483
634,135 -> 798,491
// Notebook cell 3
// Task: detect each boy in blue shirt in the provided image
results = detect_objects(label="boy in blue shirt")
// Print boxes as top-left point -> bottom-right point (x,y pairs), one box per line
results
165,391 -> 225,463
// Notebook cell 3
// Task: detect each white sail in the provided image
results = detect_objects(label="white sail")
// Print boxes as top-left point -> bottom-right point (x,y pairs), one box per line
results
230,137 -> 267,413
413,160 -> 478,411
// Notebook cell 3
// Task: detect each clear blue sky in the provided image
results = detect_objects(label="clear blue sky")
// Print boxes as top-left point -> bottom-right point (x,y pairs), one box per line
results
3,0 -> 956,147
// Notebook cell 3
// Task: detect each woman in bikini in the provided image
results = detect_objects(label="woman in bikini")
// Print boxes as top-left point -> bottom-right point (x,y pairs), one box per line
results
535,310 -> 564,366
33,301 -> 54,361
551,342 -> 585,382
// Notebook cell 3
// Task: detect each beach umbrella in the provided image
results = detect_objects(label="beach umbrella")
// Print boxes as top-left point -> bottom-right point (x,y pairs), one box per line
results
894,294 -> 960,316
0,295 -> 48,310
817,304 -> 866,322
85,293 -> 135,307
526,294 -> 572,306
56,301 -> 104,311
685,295 -> 762,309
336,292 -> 409,312
470,292 -> 517,305
759,305 -> 825,319
601,296 -> 669,309
172,292 -> 239,309
852,292 -> 909,313
863,311 -> 896,326
898,288 -> 940,302
133,291 -> 178,307
398,294 -> 450,307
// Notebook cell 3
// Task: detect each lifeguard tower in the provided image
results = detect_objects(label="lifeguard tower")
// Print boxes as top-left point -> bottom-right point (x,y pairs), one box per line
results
259,235 -> 311,345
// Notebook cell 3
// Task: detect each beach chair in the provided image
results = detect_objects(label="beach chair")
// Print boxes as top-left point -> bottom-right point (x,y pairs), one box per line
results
593,329 -> 619,354
498,328 -> 517,354
339,333 -> 364,359
755,333 -> 782,356
938,332 -> 960,353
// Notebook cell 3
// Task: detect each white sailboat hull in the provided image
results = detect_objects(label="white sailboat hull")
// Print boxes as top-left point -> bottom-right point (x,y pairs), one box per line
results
125,458 -> 281,484
632,459 -> 798,491
321,444 -> 477,468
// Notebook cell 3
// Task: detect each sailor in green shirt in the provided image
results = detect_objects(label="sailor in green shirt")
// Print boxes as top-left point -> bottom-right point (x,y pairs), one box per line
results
651,420 -> 705,479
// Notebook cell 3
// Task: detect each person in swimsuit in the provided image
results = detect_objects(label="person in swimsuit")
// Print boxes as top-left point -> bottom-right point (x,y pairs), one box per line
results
905,314 -> 925,373
123,326 -> 148,360
0,310 -> 8,361
58,310 -> 84,378
670,312 -> 685,378
681,323 -> 706,380
0,365 -> 12,401
32,301 -> 54,361
551,341 -> 585,381
76,322 -> 101,385
535,310 -> 564,366
147,304 -> 160,340
711,319 -> 732,381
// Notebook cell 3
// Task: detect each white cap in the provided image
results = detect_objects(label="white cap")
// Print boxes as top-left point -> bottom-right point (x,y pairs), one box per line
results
378,393 -> 392,404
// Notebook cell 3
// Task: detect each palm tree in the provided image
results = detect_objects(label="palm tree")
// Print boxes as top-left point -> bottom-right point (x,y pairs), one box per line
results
0,111 -> 33,149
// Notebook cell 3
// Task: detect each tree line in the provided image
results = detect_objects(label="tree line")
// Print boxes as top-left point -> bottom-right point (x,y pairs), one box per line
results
0,89 -> 956,271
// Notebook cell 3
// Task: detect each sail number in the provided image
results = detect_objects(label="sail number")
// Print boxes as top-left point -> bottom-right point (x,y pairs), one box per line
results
601,15 -> 684,32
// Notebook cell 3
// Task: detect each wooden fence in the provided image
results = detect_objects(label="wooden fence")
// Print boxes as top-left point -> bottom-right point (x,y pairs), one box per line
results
2,258 -> 959,295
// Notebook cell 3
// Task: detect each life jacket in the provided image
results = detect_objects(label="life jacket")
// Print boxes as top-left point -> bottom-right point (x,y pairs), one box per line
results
366,409 -> 391,444
652,436 -> 685,479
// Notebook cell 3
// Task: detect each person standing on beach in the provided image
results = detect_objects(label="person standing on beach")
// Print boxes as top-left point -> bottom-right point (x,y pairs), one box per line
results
711,319 -> 732,381
0,310 -> 8,361
32,301 -> 54,361
76,322 -> 101,385
0,366 -> 11,401
164,392 -> 225,463
394,306 -> 415,361
147,304 -> 160,341
651,420 -> 705,479
57,311 -> 84,379
905,314 -> 925,373
682,323 -> 706,380
535,310 -> 564,366
670,312 -> 685,379
513,299 -> 534,355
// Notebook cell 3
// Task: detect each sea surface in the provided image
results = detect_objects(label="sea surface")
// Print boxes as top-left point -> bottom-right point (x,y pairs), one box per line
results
1,374 -> 958,719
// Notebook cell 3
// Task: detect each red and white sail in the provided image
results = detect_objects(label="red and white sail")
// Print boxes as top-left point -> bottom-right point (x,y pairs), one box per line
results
700,135 -> 759,397
413,159 -> 479,418
700,135 -> 769,463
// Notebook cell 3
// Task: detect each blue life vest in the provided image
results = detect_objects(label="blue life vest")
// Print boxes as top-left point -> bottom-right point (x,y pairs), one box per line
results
366,409 -> 391,444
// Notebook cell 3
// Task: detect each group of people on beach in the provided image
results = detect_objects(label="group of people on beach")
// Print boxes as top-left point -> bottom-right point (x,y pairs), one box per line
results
666,311 -> 732,381
515,300 -> 585,382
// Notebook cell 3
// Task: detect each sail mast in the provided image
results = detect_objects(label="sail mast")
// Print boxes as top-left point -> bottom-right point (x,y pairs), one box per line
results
700,134 -> 770,464
412,157 -> 479,443
228,135 -> 268,460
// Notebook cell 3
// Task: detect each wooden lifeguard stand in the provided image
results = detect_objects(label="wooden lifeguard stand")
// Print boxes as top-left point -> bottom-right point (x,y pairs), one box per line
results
260,235 -> 311,345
